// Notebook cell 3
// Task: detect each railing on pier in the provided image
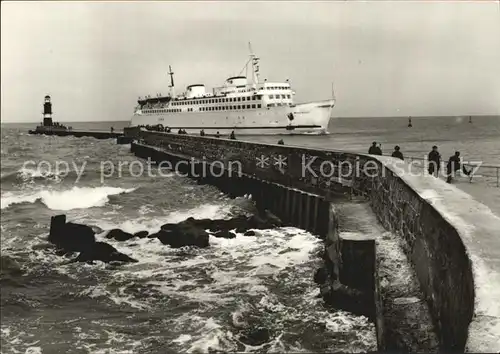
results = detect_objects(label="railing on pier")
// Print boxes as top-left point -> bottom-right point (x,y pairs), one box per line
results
402,155 -> 500,188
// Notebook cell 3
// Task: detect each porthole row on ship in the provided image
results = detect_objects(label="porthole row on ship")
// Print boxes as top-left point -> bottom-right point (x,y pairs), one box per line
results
141,93 -> 293,114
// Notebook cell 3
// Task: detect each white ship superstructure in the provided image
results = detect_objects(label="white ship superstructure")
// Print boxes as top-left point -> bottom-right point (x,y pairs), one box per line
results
131,47 -> 335,135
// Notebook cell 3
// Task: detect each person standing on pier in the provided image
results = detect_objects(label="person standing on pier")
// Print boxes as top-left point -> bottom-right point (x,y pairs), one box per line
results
230,131 -> 236,140
200,129 -> 205,136
427,146 -> 441,177
391,146 -> 404,160
368,142 -> 382,155
446,151 -> 471,183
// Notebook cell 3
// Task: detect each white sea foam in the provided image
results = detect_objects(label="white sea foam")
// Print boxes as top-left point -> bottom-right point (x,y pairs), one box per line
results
14,201 -> 376,353
87,213 -> 376,352
0,186 -> 135,210
79,285 -> 149,310
172,334 -> 193,344
17,166 -> 63,182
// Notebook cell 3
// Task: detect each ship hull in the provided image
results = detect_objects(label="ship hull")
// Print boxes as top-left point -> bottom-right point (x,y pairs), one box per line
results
130,99 -> 334,135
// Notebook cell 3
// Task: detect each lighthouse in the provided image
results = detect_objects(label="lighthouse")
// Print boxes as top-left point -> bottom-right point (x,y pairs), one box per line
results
43,95 -> 53,126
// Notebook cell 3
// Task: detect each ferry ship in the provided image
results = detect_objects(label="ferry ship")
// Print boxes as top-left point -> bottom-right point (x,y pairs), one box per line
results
131,47 -> 335,135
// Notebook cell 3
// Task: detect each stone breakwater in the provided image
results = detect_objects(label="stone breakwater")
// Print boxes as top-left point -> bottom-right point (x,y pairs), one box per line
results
28,126 -> 125,140
124,129 -> 500,352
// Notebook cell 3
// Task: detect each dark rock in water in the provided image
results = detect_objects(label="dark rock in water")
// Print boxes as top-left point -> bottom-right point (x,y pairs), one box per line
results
63,222 -> 96,251
48,214 -> 66,244
75,242 -> 138,263
160,212 -> 282,236
240,327 -> 271,346
243,230 -> 256,236
134,231 -> 149,238
152,212 -> 285,247
313,266 -> 329,285
152,220 -> 210,248
212,230 -> 236,239
47,216 -> 136,264
205,215 -> 248,232
49,215 -> 95,253
106,228 -> 134,242
0,255 -> 22,276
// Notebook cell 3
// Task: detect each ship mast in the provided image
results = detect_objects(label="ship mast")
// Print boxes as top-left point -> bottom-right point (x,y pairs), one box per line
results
168,65 -> 175,97
248,42 -> 260,89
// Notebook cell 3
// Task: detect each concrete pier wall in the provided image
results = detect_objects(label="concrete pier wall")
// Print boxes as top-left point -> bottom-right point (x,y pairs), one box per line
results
373,157 -> 500,353
369,158 -> 474,351
129,132 -> 499,351
135,131 -> 373,198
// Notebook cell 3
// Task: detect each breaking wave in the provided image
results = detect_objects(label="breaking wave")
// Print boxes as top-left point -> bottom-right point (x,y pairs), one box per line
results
0,186 -> 136,211
0,165 -> 68,185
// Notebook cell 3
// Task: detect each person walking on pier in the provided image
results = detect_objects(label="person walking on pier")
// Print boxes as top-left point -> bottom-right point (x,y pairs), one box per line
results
446,151 -> 471,183
368,142 -> 382,155
391,146 -> 404,160
230,131 -> 236,140
215,131 -> 220,138
110,126 -> 114,133
200,129 -> 205,136
427,145 -> 441,177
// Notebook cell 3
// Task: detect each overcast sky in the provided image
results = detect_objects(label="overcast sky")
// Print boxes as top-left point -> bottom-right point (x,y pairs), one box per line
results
1,1 -> 500,123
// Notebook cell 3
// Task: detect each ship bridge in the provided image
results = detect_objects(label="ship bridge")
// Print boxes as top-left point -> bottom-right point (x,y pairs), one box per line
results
256,81 -> 295,107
